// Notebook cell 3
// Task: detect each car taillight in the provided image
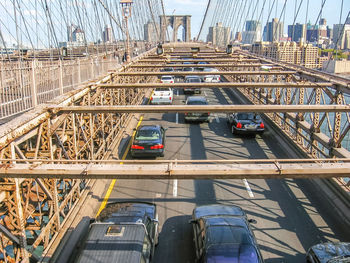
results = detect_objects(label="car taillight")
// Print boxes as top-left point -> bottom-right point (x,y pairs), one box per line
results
171,81 -> 174,83
169,97 -> 172,100
236,122 -> 242,129
150,97 -> 153,101
185,112 -> 188,115
131,145 -> 144,150
150,144 -> 164,150
260,123 -> 265,128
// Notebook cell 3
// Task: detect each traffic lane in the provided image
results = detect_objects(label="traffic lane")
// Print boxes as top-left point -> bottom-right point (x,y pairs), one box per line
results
110,86 -> 349,262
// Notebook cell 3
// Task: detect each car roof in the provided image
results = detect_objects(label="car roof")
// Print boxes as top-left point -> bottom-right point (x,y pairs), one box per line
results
161,75 -> 174,78
186,96 -> 207,103
206,243 -> 262,263
76,223 -> 146,263
185,75 -> 200,79
309,242 -> 350,263
193,204 -> 246,220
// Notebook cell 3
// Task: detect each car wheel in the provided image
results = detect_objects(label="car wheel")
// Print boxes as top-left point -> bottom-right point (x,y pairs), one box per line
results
160,152 -> 164,157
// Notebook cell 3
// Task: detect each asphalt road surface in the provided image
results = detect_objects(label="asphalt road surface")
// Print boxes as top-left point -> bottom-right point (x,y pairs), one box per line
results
108,85 -> 350,263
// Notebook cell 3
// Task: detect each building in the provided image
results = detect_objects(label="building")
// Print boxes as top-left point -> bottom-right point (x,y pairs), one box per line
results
103,25 -> 114,43
333,24 -> 350,50
235,32 -> 242,42
288,23 -> 306,42
264,18 -> 284,42
144,21 -> 159,43
323,60 -> 350,73
207,22 -> 231,47
73,28 -> 85,43
251,41 -> 326,68
242,20 -> 262,44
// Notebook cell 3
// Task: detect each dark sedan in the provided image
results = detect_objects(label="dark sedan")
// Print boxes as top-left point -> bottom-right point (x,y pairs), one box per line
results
227,112 -> 265,135
184,96 -> 210,123
130,125 -> 166,158
190,204 -> 264,263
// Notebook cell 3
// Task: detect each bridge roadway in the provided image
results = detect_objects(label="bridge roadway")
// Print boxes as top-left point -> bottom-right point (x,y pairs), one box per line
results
103,83 -> 350,262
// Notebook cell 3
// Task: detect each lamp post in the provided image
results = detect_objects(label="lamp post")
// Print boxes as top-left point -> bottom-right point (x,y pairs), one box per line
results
120,0 -> 133,63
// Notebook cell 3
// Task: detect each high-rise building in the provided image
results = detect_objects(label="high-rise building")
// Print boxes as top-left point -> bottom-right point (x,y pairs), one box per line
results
207,22 -> 231,47
67,24 -> 76,42
288,23 -> 306,42
251,41 -> 326,69
265,18 -> 284,42
242,20 -> 262,44
333,24 -> 350,49
72,28 -> 85,43
144,21 -> 160,43
103,25 -> 114,43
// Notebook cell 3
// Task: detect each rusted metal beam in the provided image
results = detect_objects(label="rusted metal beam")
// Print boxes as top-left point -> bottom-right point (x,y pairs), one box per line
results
129,64 -> 269,68
96,82 -> 333,88
50,105 -> 350,114
116,71 -> 296,76
0,159 -> 350,179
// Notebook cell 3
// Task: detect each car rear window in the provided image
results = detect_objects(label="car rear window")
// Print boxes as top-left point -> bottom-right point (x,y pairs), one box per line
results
187,100 -> 207,105
237,113 -> 260,120
135,129 -> 160,140
186,78 -> 201,83
207,226 -> 252,245
155,88 -> 171,92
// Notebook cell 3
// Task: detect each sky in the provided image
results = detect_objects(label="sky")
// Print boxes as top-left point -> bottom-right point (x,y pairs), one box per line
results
163,0 -> 350,40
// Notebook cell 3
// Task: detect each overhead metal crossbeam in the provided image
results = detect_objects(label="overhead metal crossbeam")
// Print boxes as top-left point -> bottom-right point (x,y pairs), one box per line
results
96,82 -> 332,88
1,159 -> 349,179
139,59 -> 260,63
129,64 -> 273,68
50,105 -> 350,114
116,71 -> 296,76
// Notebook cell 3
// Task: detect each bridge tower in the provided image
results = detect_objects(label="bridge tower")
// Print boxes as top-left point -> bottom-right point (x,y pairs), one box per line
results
160,15 -> 191,42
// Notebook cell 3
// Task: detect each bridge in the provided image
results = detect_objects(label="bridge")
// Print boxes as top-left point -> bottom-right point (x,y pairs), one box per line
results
0,0 -> 350,262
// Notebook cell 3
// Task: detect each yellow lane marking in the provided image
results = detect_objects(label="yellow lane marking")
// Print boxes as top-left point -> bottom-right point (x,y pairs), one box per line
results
95,92 -> 153,217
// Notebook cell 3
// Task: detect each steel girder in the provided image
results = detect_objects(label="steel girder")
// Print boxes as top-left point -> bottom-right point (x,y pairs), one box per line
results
0,52 -> 155,261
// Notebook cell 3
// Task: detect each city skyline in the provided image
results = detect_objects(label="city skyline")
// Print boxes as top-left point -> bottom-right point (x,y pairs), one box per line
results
164,0 -> 350,40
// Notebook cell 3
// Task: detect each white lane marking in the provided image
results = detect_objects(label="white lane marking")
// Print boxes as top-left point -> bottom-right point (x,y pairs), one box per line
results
176,113 -> 179,124
243,179 -> 254,198
173,179 -> 178,197
215,115 -> 220,123
177,89 -> 179,96
204,91 -> 207,96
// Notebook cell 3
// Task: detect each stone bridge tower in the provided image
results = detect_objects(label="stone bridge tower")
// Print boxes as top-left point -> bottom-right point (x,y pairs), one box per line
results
160,15 -> 191,42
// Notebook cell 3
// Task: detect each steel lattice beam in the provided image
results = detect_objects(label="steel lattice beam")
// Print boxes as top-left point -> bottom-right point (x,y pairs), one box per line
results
0,159 -> 349,179
50,105 -> 350,114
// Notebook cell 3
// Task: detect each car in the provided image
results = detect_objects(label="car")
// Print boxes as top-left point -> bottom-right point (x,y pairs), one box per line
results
184,75 -> 202,94
184,96 -> 210,123
160,75 -> 175,84
202,68 -> 221,83
161,67 -> 174,73
227,112 -> 265,135
190,204 -> 264,263
151,87 -> 173,104
306,242 -> 350,263
195,61 -> 208,71
75,202 -> 159,263
130,125 -> 166,158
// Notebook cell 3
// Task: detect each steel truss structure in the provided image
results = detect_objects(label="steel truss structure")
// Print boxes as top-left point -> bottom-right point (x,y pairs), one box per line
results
0,44 -> 349,262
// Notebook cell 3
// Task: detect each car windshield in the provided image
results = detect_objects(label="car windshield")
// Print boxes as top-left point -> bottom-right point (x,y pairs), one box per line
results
207,226 -> 252,245
161,77 -> 173,80
163,68 -> 174,71
155,88 -> 170,92
135,129 -> 160,140
187,100 -> 207,105
183,68 -> 193,71
237,113 -> 260,121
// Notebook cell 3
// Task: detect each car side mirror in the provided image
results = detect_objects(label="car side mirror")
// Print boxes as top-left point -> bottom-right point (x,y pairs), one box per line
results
189,219 -> 197,224
248,219 -> 257,224
151,218 -> 159,224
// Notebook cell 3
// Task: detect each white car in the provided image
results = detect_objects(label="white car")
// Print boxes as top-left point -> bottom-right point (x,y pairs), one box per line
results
202,68 -> 220,83
151,88 -> 173,104
160,75 -> 175,84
